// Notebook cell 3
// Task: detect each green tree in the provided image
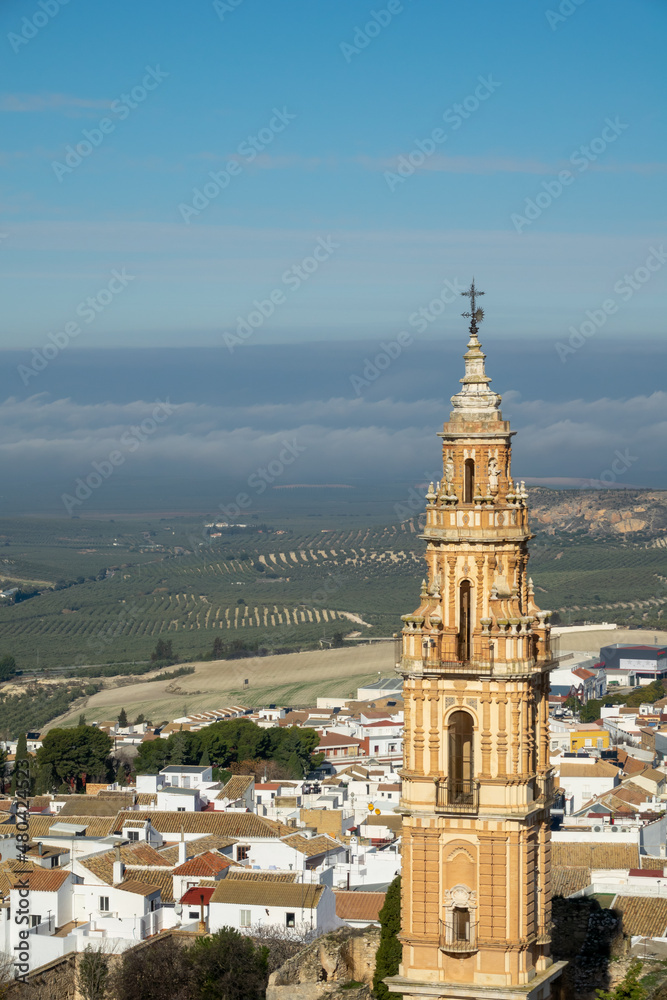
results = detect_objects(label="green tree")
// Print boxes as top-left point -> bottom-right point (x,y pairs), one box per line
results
151,639 -> 174,663
580,698 -> 603,723
10,733 -> 31,795
189,927 -> 268,1000
36,725 -> 113,790
118,707 -> 128,727
0,656 -> 17,682
596,960 -> 646,1000
111,934 -> 192,1000
78,713 -> 86,726
34,761 -> 55,795
77,946 -> 110,1000
373,875 -> 402,1000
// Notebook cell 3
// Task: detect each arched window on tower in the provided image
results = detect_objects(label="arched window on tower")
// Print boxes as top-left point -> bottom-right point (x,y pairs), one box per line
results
458,580 -> 471,661
463,459 -> 474,503
448,710 -> 474,805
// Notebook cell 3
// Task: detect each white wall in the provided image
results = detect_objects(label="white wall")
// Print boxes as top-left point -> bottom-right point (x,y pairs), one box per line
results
209,885 -> 341,936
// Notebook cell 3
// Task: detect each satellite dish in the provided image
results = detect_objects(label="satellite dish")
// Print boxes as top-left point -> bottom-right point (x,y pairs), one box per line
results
157,784 -> 163,791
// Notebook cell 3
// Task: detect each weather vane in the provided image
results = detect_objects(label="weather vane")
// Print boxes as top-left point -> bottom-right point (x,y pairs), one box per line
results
461,279 -> 485,334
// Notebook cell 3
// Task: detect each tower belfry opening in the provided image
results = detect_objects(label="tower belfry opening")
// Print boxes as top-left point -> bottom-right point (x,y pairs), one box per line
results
387,282 -> 564,1000
457,581 -> 471,661
463,459 -> 474,503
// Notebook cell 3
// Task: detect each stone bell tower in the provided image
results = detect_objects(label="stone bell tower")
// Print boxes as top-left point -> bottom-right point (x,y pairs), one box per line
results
388,283 -> 564,1000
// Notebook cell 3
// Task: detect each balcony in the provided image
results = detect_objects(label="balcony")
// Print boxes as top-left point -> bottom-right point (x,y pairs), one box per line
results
435,778 -> 479,814
439,918 -> 477,953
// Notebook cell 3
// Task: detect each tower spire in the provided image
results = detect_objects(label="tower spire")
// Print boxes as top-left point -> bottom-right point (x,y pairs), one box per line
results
450,279 -> 501,420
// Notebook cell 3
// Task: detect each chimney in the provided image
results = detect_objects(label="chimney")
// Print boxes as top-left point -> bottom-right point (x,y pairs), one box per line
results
37,841 -> 43,857
178,827 -> 187,866
113,844 -> 125,884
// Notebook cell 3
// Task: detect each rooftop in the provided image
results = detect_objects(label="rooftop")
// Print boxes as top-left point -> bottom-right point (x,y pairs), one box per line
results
552,843 -> 640,870
210,879 -> 324,908
334,890 -> 385,922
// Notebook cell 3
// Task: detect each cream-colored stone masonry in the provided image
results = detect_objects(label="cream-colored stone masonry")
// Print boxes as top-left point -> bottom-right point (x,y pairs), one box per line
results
388,293 -> 565,1000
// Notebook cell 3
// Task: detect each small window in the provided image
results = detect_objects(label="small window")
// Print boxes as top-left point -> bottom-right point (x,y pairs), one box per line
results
50,856 -> 59,868
374,745 -> 379,753
127,830 -> 140,842
177,807 -> 186,812
453,907 -> 470,942
237,846 -> 250,861
585,739 -> 592,747
182,776 -> 191,789
189,910 -> 199,920
286,912 -> 295,928
240,909 -> 251,928
99,896 -> 110,912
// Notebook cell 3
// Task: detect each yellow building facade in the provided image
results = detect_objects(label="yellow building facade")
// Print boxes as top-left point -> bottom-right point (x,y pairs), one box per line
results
388,285 -> 565,1000
569,727 -> 610,752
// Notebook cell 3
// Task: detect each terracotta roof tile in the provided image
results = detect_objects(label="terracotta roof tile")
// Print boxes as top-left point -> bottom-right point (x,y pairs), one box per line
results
123,869 -> 174,902
173,852 -> 231,877
210,879 -> 324,908
81,845 -> 172,886
225,870 -> 298,884
334,890 -> 385,921
115,878 -> 161,897
551,867 -> 591,897
281,834 -> 343,858
559,761 -> 620,778
217,775 -> 254,801
157,835 -> 236,864
19,816 -> 116,839
8,868 -> 70,892
551,843 -> 639,870
613,895 -> 667,938
112,811 -> 280,839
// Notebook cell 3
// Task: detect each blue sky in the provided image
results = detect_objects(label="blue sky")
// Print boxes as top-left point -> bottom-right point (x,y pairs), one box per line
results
1,0 -> 666,348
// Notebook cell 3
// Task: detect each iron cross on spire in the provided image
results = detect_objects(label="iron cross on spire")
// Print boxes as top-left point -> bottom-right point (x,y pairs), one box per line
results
461,279 -> 485,334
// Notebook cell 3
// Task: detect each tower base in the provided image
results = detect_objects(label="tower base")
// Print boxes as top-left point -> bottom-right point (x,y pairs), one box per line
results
385,960 -> 566,1000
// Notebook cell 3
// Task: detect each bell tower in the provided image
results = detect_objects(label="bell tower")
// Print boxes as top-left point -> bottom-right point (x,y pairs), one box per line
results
388,284 -> 564,1000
